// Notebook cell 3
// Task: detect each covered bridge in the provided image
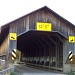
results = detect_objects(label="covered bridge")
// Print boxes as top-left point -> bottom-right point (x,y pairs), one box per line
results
0,6 -> 75,73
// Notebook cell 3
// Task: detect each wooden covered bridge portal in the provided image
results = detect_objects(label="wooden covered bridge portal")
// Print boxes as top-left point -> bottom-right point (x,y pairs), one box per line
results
0,6 -> 75,73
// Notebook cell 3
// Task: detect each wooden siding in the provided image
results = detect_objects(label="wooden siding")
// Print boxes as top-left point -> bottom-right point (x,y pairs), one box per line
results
3,7 -> 75,55
0,35 -> 9,55
28,9 -> 75,37
7,8 -> 75,38
9,16 -> 29,36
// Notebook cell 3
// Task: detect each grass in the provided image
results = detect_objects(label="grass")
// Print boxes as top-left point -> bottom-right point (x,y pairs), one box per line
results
67,71 -> 75,75
0,66 -> 2,71
10,72 -> 16,75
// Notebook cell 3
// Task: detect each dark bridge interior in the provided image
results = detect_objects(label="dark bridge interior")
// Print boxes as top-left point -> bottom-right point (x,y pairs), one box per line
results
17,30 -> 64,71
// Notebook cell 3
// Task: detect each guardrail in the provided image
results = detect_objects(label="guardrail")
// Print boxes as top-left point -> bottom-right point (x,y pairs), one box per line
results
0,66 -> 14,75
25,62 -> 63,72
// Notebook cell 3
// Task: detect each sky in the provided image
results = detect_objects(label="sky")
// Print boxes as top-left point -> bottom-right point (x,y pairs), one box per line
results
0,0 -> 75,27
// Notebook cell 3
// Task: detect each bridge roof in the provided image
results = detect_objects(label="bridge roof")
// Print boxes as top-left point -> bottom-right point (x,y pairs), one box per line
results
0,6 -> 75,45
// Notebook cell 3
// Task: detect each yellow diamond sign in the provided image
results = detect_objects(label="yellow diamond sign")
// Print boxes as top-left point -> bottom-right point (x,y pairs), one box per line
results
69,36 -> 75,43
36,22 -> 52,31
10,33 -> 17,40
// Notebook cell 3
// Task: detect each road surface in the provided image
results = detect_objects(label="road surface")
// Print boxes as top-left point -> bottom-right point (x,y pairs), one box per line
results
14,64 -> 66,75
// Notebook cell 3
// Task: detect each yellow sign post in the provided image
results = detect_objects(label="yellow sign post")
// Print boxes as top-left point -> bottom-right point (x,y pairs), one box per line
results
36,22 -> 52,31
10,33 -> 17,40
69,36 -> 75,43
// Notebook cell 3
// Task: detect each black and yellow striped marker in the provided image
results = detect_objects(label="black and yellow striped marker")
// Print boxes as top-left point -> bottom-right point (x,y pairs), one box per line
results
69,51 -> 73,62
12,49 -> 16,60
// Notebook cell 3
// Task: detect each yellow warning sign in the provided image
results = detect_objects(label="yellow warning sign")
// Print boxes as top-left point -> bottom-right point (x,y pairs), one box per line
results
10,33 -> 17,40
36,22 -> 52,31
69,36 -> 75,43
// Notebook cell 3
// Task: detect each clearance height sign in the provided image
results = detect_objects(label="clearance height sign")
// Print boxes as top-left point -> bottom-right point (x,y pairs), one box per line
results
36,22 -> 52,31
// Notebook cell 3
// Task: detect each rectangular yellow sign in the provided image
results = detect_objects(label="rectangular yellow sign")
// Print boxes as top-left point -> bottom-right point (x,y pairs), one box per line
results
36,22 -> 52,31
69,36 -> 75,43
10,33 -> 17,40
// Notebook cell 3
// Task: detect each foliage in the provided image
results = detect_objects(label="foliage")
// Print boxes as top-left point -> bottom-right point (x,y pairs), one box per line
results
0,66 -> 2,71
67,71 -> 75,75
10,72 -> 15,75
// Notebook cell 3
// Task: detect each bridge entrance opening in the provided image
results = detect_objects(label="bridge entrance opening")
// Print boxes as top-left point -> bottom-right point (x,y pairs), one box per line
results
17,30 -> 64,71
